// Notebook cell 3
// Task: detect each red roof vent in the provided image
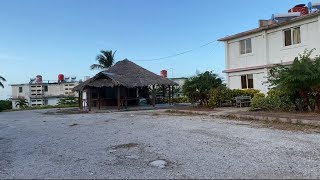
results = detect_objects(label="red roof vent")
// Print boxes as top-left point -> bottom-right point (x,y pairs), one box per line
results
160,70 -> 167,78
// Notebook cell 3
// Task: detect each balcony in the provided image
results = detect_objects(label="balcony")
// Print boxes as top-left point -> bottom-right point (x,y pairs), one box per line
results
30,94 -> 76,99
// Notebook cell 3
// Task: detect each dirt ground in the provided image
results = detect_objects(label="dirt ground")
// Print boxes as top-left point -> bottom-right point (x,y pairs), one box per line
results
1,109 -> 320,179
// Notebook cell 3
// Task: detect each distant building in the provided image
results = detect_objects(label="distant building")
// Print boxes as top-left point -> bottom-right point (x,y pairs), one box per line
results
218,4 -> 320,94
170,77 -> 187,97
11,74 -> 79,109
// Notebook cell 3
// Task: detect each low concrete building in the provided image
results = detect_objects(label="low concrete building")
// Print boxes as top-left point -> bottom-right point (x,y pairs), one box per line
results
11,75 -> 79,109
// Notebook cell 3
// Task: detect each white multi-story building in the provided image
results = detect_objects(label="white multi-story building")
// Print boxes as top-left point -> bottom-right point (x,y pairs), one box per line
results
218,6 -> 320,94
11,76 -> 79,109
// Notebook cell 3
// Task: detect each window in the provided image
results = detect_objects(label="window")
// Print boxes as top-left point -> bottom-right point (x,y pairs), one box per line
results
284,27 -> 301,46
241,74 -> 254,89
44,86 -> 48,92
19,87 -> 23,93
240,38 -> 252,55
293,27 -> 301,44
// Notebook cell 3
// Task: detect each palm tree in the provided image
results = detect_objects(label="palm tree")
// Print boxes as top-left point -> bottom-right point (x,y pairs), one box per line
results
90,50 -> 116,70
15,99 -> 29,109
0,76 -> 6,88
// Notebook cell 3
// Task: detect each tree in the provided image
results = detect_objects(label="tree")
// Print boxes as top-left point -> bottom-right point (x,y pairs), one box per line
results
0,100 -> 12,111
0,76 -> 6,88
311,56 -> 320,111
182,71 -> 223,106
269,49 -> 320,112
90,50 -> 116,70
15,99 -> 29,109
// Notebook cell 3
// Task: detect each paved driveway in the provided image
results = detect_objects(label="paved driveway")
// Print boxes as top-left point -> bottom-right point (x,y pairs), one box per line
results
0,109 -> 320,179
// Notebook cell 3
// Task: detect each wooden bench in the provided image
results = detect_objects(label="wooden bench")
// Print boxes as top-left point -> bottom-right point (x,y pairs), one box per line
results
235,96 -> 252,108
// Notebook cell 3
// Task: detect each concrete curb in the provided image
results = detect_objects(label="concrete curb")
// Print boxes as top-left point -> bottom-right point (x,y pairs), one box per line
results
151,108 -> 320,127
221,114 -> 320,127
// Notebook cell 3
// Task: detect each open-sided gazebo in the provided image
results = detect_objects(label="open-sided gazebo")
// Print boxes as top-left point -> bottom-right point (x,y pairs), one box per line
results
73,59 -> 178,110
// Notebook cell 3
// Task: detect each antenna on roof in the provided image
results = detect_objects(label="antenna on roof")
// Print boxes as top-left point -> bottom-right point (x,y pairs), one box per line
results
308,2 -> 320,13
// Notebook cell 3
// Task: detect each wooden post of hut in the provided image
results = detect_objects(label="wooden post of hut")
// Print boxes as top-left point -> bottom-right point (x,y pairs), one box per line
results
78,91 -> 83,110
88,89 -> 92,111
152,85 -> 156,107
117,86 -> 120,110
162,85 -> 165,104
125,87 -> 128,109
98,88 -> 101,110
168,85 -> 171,105
171,85 -> 174,105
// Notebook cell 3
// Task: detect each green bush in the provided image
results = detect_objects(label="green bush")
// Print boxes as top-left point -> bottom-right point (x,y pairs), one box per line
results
208,88 -> 261,107
250,93 -> 295,112
0,100 -> 12,111
173,96 -> 191,103
183,71 -> 224,106
209,86 -> 232,107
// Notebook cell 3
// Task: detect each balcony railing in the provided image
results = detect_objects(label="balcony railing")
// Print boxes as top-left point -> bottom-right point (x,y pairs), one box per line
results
30,94 -> 76,98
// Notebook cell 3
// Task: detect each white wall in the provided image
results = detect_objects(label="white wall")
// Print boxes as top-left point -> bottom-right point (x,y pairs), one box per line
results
47,98 -> 60,106
228,34 -> 266,70
227,69 -> 268,94
267,17 -> 320,64
11,85 -> 30,100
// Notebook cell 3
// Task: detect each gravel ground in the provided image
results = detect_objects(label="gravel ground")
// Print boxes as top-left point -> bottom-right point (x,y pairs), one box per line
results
1,109 -> 320,179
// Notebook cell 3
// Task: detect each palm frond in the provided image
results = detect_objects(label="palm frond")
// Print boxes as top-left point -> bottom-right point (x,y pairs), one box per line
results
0,76 -> 6,82
90,64 -> 105,70
91,50 -> 116,70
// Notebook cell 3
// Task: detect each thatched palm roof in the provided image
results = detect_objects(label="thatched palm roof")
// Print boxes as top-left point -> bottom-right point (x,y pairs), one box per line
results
73,59 -> 178,91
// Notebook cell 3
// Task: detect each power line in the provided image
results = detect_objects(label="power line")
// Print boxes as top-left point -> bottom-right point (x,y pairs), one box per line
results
133,40 -> 220,62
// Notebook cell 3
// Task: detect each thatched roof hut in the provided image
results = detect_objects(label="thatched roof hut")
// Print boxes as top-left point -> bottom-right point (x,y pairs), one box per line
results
74,59 -> 177,91
74,59 -> 178,110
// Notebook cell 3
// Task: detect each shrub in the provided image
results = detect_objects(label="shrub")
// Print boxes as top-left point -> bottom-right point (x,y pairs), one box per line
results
183,71 -> 224,106
250,93 -> 295,112
208,88 -> 261,108
0,100 -> 12,111
208,86 -> 232,107
173,96 -> 191,103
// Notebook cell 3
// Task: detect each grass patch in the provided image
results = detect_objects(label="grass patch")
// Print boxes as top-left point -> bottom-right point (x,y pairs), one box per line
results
152,112 -> 161,116
44,108 -> 88,115
5,105 -> 78,112
164,109 -> 206,116
220,114 -> 320,133
112,143 -> 139,149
